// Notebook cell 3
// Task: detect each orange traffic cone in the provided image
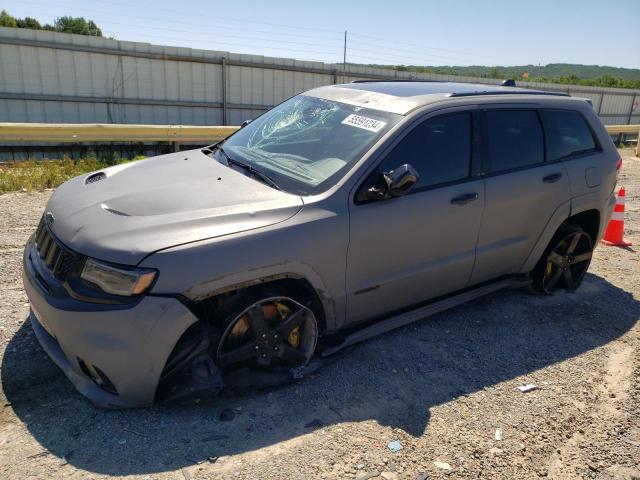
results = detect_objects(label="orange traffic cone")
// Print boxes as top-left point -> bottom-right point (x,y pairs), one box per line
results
601,187 -> 632,247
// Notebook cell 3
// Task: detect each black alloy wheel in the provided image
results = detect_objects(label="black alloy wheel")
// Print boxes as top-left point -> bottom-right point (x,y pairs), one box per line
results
216,296 -> 318,373
536,226 -> 594,294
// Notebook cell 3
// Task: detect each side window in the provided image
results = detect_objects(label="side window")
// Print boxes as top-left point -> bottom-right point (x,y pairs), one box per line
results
380,112 -> 472,189
485,110 -> 544,173
542,109 -> 597,161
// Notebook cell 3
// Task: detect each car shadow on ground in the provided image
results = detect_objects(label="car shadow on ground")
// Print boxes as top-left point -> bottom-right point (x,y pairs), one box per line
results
2,273 -> 639,476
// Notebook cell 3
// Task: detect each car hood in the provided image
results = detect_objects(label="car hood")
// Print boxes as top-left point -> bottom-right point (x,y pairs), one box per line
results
45,149 -> 304,265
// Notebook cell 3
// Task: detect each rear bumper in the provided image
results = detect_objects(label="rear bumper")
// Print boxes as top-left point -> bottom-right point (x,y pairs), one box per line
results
23,239 -> 200,408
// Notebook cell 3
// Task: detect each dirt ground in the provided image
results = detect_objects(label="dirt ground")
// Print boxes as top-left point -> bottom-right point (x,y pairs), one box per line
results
1,148 -> 639,480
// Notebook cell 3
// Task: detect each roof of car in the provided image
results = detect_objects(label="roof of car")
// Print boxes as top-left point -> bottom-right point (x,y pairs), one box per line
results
306,81 -> 572,115
342,81 -> 543,97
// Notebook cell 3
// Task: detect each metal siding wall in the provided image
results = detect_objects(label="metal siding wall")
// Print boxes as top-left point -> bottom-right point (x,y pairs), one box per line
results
601,116 -> 630,125
585,92 -> 603,112
1,27 -> 639,127
600,94 -> 633,116
227,108 -> 266,126
0,44 -> 19,93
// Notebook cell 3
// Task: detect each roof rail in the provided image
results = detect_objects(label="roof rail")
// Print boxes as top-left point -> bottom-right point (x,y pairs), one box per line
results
350,79 -> 442,83
449,90 -> 570,98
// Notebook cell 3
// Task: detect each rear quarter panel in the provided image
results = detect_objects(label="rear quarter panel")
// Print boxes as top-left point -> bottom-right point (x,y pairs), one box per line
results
561,103 -> 619,237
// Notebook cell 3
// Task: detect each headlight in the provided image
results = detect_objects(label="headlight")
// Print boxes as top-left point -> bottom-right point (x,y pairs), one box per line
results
81,258 -> 157,296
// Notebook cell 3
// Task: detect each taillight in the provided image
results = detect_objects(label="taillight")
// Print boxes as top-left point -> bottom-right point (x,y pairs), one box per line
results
615,157 -> 622,171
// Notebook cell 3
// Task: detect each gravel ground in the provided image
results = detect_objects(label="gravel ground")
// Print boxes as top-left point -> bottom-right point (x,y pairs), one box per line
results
1,148 -> 639,480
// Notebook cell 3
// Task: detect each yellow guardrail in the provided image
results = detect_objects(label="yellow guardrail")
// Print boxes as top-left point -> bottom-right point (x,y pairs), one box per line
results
0,123 -> 238,143
605,125 -> 640,135
0,122 -> 637,155
605,124 -> 640,156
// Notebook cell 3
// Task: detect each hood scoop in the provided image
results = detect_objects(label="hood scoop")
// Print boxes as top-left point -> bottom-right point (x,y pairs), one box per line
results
86,172 -> 106,184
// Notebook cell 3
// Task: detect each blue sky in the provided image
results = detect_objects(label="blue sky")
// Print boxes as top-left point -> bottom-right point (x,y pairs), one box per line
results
3,0 -> 640,68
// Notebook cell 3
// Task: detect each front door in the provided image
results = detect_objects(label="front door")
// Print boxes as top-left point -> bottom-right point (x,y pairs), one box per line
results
346,110 -> 484,324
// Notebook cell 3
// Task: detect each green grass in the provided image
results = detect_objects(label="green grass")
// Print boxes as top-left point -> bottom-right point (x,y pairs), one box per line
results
1,146 -> 633,195
0,155 -> 145,194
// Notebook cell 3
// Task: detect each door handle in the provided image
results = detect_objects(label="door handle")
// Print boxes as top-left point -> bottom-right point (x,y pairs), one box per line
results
543,173 -> 563,183
450,193 -> 479,205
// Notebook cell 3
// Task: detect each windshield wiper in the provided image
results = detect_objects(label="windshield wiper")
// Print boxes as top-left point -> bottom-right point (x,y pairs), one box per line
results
213,144 -> 281,191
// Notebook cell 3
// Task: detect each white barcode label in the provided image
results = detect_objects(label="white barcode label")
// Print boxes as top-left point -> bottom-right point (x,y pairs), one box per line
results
341,114 -> 387,132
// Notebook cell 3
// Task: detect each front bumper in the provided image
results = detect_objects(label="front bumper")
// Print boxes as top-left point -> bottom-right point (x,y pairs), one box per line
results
22,239 -> 200,408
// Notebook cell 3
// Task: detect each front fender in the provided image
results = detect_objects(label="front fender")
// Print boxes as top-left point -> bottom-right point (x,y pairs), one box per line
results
183,262 -> 336,330
138,206 -> 349,332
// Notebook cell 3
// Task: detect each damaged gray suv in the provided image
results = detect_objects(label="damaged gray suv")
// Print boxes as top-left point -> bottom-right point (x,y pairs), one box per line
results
23,81 -> 620,408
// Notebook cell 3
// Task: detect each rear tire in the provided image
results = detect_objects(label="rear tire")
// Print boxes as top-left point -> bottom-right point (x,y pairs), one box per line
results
531,223 -> 594,294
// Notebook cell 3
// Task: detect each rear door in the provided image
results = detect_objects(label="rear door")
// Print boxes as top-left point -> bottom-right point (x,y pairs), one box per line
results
470,108 -> 570,285
346,108 -> 484,324
541,108 -> 609,205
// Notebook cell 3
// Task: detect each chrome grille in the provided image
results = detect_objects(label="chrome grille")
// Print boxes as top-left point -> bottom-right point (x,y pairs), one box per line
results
34,217 -> 85,281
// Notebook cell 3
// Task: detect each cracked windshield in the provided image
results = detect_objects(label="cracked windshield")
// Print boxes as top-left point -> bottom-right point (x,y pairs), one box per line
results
218,95 -> 400,195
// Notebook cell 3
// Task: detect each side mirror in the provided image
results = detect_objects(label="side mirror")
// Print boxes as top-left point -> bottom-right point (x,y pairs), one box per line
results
240,119 -> 252,128
360,163 -> 419,203
383,164 -> 419,197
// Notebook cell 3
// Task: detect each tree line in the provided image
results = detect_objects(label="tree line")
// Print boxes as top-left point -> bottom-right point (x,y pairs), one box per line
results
391,64 -> 640,90
0,10 -> 102,36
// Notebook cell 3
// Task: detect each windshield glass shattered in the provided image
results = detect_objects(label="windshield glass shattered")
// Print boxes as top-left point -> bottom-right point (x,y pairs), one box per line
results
217,95 -> 400,195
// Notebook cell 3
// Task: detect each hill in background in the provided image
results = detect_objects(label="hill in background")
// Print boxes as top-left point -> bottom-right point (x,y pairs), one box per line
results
366,63 -> 640,89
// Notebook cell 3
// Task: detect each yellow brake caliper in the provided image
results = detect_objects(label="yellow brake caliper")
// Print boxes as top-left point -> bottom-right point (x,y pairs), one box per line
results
288,327 -> 300,349
275,302 -> 300,349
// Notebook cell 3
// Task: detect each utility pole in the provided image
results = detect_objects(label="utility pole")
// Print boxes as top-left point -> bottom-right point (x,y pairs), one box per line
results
343,30 -> 347,74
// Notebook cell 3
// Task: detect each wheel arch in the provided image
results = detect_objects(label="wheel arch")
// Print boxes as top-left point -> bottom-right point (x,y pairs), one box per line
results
155,274 -> 329,404
521,203 -> 600,274
185,273 -> 331,335
520,200 -> 572,273
565,209 -> 600,244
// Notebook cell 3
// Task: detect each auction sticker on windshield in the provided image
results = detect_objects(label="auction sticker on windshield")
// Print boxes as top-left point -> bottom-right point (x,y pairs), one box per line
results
341,114 -> 387,132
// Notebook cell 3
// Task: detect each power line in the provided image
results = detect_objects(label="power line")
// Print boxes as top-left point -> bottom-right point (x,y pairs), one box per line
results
7,0 -> 520,64
94,0 -> 344,34
7,5 -> 346,61
8,6 -> 500,68
347,44 -> 483,65
7,1 -> 344,42
347,39 -> 505,65
8,4 -> 477,66
10,0 -> 344,34
6,0 -> 522,67
349,31 -> 523,64
82,19 -> 343,52
103,29 -> 341,61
